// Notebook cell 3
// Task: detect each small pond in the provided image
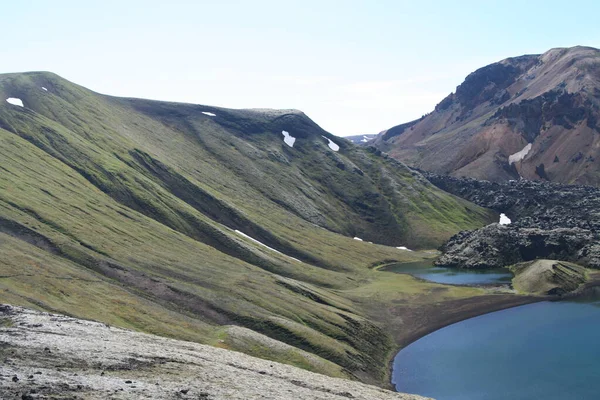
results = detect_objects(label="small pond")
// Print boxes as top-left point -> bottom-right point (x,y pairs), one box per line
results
381,260 -> 513,286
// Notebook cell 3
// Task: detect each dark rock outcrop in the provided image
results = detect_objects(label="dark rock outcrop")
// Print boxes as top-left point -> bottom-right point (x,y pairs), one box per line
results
488,90 -> 594,141
424,173 -> 600,231
427,173 -> 600,269
454,56 -> 537,110
437,225 -> 599,269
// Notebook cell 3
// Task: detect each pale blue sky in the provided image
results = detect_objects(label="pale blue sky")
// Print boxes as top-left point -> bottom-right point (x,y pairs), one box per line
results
3,1 -> 599,135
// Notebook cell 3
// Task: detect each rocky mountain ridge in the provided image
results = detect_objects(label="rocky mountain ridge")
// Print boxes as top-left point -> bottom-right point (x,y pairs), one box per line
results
372,46 -> 600,186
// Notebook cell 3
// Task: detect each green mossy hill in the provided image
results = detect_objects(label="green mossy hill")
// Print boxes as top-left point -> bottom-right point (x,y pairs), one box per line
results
0,71 -> 493,384
510,260 -> 588,295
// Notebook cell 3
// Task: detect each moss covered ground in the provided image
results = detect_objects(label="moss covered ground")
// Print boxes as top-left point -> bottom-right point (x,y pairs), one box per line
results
0,71 -> 496,384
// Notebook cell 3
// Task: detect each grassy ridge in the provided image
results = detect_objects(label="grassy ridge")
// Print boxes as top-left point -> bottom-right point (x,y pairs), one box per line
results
0,71 -> 494,383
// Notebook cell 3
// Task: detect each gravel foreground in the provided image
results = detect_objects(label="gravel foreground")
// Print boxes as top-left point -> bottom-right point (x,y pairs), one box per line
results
0,305 -> 430,400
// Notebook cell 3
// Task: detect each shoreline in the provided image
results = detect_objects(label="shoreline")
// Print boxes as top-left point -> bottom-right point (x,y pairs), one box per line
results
394,294 -> 544,350
384,272 -> 600,391
384,293 -> 544,390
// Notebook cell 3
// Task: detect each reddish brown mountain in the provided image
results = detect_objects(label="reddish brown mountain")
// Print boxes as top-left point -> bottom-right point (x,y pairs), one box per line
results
372,46 -> 600,185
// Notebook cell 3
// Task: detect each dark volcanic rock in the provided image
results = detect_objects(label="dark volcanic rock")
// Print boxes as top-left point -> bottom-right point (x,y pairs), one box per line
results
426,173 -> 600,269
488,90 -> 593,141
437,225 -> 599,269
455,57 -> 537,110
424,173 -> 600,231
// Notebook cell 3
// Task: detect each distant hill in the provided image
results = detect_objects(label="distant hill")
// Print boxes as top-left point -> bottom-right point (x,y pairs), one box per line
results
343,133 -> 377,145
0,71 -> 492,384
371,46 -> 600,185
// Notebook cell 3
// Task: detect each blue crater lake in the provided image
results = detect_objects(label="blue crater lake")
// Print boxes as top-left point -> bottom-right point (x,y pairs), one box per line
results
382,260 -> 513,286
393,289 -> 600,400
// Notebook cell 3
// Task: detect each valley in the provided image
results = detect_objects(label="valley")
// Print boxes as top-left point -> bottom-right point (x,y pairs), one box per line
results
1,63 -> 599,399
4,1 -> 600,398
0,71 -> 502,393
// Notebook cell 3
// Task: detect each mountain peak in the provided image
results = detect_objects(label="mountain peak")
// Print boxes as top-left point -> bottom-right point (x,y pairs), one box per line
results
372,46 -> 600,185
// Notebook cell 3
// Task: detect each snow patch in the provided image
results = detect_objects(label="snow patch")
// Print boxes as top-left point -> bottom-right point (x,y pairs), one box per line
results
6,98 -> 24,107
361,138 -> 368,142
281,131 -> 296,147
396,246 -> 413,251
353,237 -> 363,241
499,213 -> 511,225
234,230 -> 299,262
508,143 -> 532,164
321,135 -> 339,151
41,87 -> 48,91
235,230 -> 280,253
202,111 -> 216,117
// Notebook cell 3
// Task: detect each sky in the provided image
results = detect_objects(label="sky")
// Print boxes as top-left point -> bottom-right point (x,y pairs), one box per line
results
3,0 -> 600,136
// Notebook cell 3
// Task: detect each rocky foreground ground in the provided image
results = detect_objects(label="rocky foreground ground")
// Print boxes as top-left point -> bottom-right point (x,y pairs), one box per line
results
0,305 -> 429,400
425,174 -> 600,269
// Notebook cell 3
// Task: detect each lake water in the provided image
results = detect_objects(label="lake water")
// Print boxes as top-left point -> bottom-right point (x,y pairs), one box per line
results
393,288 -> 600,400
382,260 -> 513,285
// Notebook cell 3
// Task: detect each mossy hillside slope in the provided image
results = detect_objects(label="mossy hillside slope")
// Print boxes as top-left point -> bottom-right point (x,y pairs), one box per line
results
510,260 -> 588,295
0,71 -> 493,383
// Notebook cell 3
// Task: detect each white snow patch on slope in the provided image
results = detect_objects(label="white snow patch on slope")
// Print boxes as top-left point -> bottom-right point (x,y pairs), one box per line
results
281,131 -> 296,147
41,87 -> 48,91
499,213 -> 511,225
322,136 -> 339,151
235,230 -> 281,253
234,230 -> 300,262
353,237 -> 363,241
396,246 -> 413,251
361,138 -> 368,142
6,98 -> 24,107
508,143 -> 532,164
202,111 -> 216,117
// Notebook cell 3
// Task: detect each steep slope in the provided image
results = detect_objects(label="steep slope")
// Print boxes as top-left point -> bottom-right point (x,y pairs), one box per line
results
373,46 -> 600,185
0,71 -> 493,384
